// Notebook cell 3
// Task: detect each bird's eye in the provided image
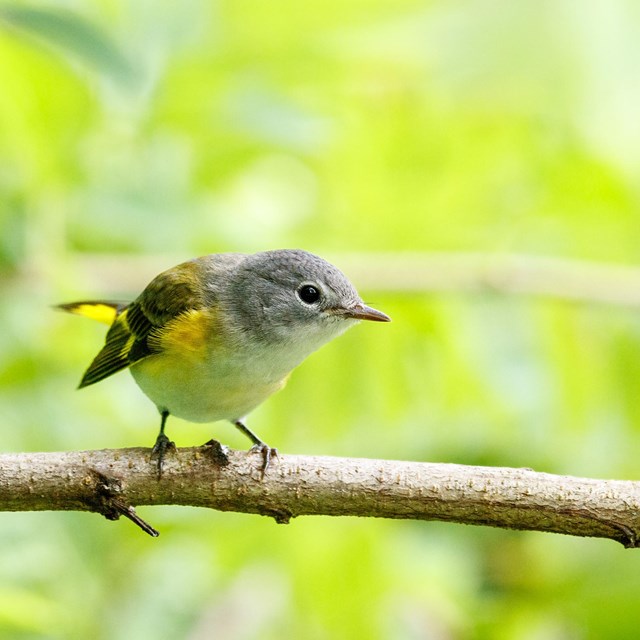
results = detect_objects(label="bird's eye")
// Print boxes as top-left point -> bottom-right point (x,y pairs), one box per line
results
297,284 -> 321,304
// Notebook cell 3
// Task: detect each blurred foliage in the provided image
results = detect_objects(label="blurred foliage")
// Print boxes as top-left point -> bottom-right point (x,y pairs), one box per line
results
2,1 -> 640,638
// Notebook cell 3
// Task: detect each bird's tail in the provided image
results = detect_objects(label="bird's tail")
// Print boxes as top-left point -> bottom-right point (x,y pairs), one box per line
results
56,301 -> 128,326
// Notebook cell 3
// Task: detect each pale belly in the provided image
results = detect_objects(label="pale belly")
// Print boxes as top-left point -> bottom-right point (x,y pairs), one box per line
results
130,353 -> 287,423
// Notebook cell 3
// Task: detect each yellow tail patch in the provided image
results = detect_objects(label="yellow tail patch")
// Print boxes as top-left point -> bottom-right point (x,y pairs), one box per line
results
57,301 -> 126,326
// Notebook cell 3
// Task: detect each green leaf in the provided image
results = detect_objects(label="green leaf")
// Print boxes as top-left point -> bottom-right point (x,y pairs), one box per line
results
0,5 -> 136,87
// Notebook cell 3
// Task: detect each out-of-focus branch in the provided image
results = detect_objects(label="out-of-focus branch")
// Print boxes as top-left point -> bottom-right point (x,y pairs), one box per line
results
38,253 -> 640,307
1,447 -> 640,546
339,253 -> 640,306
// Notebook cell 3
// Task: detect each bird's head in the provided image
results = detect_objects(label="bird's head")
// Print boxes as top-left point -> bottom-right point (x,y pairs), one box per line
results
224,249 -> 390,348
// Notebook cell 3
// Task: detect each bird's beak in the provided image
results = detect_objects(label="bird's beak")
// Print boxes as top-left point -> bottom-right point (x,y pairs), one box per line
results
334,303 -> 391,322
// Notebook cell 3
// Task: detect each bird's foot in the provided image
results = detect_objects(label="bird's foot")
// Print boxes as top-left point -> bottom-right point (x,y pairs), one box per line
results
201,439 -> 230,466
151,433 -> 176,479
249,443 -> 278,478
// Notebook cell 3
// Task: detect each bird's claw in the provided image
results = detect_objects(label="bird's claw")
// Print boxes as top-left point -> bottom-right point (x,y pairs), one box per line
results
151,433 -> 176,479
249,443 -> 278,478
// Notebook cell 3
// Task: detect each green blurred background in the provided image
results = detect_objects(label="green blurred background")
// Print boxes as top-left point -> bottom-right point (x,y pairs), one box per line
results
2,1 -> 640,638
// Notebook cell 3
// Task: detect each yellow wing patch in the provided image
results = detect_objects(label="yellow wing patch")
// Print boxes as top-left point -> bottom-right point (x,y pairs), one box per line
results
150,308 -> 217,354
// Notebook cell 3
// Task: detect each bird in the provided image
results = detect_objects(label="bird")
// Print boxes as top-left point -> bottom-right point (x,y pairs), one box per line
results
58,249 -> 391,476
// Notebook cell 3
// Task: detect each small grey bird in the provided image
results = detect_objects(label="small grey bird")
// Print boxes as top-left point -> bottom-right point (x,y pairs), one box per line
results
59,249 -> 391,474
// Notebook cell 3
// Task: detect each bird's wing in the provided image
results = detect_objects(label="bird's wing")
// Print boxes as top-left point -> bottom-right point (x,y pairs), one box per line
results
77,262 -> 205,388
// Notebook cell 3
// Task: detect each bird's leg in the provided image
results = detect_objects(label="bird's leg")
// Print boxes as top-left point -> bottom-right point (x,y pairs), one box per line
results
151,410 -> 175,479
233,419 -> 277,477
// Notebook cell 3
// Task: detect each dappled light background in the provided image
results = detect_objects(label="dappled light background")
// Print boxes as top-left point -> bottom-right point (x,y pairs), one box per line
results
2,1 -> 640,638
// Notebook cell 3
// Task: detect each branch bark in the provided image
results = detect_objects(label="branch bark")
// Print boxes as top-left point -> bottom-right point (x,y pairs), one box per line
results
1,446 -> 639,547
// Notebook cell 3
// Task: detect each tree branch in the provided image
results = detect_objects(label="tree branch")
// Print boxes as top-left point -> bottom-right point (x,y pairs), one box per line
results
1,446 -> 639,547
65,253 -> 640,308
